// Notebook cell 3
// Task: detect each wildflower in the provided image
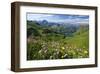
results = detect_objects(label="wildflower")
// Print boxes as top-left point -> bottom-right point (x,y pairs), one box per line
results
57,51 -> 59,54
72,52 -> 76,55
44,50 -> 47,53
63,54 -> 68,57
61,47 -> 65,50
61,56 -> 64,58
38,50 -> 42,53
55,49 -> 58,51
78,56 -> 83,58
53,52 -> 56,56
84,50 -> 88,54
76,48 -> 82,51
50,56 -> 53,59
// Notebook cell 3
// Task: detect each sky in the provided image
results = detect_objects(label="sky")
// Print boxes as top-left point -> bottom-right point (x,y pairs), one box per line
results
27,13 -> 89,24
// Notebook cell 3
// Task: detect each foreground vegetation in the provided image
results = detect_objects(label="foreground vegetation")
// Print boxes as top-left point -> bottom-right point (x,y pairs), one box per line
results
27,20 -> 89,60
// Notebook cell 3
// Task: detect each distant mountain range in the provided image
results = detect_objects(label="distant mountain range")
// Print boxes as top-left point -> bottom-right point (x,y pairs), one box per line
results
27,20 -> 89,37
28,20 -> 88,28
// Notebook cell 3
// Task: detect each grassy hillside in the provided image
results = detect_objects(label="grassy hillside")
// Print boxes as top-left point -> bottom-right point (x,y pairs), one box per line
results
27,21 -> 89,60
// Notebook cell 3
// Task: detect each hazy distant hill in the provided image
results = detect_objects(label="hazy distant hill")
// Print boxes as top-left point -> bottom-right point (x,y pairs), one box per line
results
27,20 -> 89,37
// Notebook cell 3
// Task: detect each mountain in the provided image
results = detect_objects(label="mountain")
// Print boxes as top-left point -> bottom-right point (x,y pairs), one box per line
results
35,20 -> 61,27
27,20 -> 89,37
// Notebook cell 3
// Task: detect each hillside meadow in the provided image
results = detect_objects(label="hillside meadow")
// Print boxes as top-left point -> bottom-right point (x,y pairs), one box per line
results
27,20 -> 89,60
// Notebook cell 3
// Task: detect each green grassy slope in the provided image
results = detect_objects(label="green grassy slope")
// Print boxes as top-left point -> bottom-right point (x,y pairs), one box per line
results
27,21 -> 89,60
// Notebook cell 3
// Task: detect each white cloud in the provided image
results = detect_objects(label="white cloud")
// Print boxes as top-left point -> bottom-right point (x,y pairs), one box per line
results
27,13 -> 89,24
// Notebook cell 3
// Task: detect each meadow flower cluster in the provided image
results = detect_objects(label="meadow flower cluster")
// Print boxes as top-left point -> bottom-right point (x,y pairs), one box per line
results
27,38 -> 89,60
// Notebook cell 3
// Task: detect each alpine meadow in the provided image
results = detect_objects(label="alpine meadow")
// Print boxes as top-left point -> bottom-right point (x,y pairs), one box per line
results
27,13 -> 89,60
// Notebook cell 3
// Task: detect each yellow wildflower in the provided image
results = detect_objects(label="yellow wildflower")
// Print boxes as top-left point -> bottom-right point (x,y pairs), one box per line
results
61,47 -> 65,50
84,50 -> 88,54
61,56 -> 64,58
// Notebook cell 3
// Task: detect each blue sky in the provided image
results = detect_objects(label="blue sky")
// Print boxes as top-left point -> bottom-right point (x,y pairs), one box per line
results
27,13 -> 89,24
